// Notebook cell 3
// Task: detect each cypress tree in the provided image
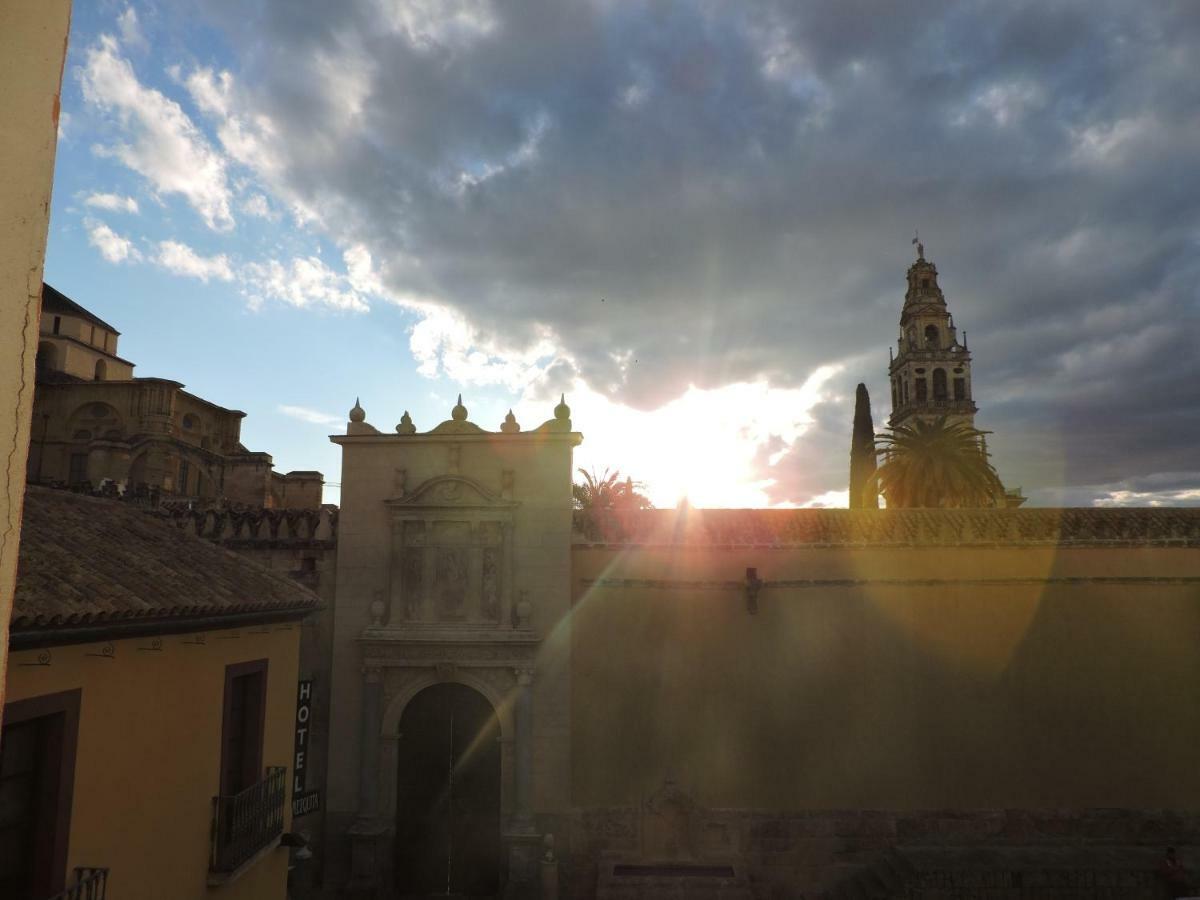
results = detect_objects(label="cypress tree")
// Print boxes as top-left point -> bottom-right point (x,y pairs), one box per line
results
849,383 -> 879,508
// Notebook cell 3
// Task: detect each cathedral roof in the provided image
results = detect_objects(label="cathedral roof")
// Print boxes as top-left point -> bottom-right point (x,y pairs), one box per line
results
42,282 -> 120,334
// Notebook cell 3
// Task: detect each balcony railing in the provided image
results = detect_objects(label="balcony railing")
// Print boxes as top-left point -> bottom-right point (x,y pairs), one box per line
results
210,767 -> 286,874
45,867 -> 108,900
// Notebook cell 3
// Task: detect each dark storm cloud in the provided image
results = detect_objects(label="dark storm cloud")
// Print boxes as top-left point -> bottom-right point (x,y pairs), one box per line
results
196,0 -> 1200,503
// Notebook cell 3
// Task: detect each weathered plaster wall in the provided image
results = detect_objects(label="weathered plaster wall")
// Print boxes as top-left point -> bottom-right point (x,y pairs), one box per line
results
6,624 -> 302,900
570,539 -> 1200,810
0,0 -> 72,710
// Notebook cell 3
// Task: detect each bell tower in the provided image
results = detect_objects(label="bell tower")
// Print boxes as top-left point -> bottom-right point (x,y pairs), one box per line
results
888,239 -> 977,429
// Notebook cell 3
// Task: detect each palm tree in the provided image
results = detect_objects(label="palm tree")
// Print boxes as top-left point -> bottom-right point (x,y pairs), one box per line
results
867,416 -> 1006,508
572,468 -> 653,510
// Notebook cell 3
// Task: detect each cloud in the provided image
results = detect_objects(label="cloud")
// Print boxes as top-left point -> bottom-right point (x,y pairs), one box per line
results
240,192 -> 279,221
84,191 -> 139,213
85,218 -> 141,263
178,0 -> 1200,503
117,6 -> 148,52
278,405 -> 343,428
510,365 -> 841,508
155,240 -> 234,282
241,255 -> 369,312
79,35 -> 235,230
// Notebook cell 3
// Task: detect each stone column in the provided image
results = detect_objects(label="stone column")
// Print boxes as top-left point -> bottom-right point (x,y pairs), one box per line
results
357,664 -> 383,816
347,663 -> 387,896
514,666 -> 535,829
504,666 -> 540,900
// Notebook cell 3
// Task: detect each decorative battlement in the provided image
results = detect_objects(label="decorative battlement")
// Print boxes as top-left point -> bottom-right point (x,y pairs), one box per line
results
157,501 -> 338,545
573,507 -> 1200,547
338,394 -> 579,442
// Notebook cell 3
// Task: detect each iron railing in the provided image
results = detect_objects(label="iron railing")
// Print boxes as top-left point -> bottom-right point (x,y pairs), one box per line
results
211,767 -> 286,873
45,867 -> 108,900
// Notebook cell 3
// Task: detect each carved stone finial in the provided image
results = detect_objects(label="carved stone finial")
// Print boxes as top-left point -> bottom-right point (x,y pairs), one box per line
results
396,410 -> 416,434
554,393 -> 570,420
349,397 -> 366,423
501,409 -> 521,433
452,394 -> 468,421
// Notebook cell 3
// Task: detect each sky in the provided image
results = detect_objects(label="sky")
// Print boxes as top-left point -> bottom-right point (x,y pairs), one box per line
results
45,0 -> 1200,508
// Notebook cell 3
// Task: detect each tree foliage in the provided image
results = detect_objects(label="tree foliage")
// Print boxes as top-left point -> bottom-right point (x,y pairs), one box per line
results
572,468 -> 653,510
867,416 -> 1005,508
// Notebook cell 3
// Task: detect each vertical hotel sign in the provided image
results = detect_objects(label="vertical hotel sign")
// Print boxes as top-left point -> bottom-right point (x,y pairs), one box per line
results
292,679 -> 320,817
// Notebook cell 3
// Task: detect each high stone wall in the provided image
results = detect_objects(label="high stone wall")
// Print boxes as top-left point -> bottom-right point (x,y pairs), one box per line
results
569,508 -> 1200,812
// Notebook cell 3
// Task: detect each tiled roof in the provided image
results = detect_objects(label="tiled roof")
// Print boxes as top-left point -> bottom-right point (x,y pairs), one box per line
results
573,506 -> 1200,547
41,283 -> 120,334
12,487 -> 319,638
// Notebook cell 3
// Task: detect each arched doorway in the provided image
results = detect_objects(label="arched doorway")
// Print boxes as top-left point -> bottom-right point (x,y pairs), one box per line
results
395,683 -> 502,897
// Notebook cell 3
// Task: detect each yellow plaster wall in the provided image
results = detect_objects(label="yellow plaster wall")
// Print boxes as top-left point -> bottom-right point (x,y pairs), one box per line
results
570,544 -> 1200,810
0,0 -> 72,709
6,624 -> 301,900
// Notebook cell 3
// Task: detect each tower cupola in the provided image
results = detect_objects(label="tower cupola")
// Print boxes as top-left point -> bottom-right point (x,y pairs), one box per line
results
888,240 -> 976,428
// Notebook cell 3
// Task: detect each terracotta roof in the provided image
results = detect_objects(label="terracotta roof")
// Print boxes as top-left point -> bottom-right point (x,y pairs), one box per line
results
41,283 -> 120,334
573,506 -> 1200,547
12,487 -> 319,641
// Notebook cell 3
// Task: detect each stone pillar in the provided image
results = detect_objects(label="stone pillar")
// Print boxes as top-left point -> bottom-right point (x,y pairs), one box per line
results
504,666 -> 540,900
514,666 -> 535,828
357,664 -> 383,815
346,664 -> 387,897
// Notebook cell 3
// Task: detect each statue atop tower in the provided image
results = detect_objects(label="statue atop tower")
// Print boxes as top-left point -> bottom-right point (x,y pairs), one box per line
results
888,240 -> 976,430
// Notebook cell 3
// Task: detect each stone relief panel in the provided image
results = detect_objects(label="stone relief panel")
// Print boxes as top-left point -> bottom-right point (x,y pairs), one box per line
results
435,544 -> 469,619
386,475 -> 518,628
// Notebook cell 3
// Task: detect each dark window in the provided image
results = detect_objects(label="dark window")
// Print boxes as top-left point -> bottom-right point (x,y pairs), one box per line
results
954,378 -> 966,400
220,660 -> 268,797
52,316 -> 61,335
179,460 -> 190,494
68,454 -> 88,486
924,324 -> 939,348
301,556 -> 317,573
915,378 -> 927,401
93,360 -> 106,381
891,382 -> 897,408
933,368 -> 948,400
921,277 -> 930,289
0,690 -> 81,899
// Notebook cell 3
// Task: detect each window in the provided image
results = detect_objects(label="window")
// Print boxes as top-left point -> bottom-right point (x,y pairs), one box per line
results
182,414 -> 198,431
921,277 -> 930,289
915,378 -> 927,401
68,453 -> 88,486
52,316 -> 61,335
924,324 -> 939,348
0,690 -> 80,899
179,460 -> 191,495
954,378 -> 966,400
932,368 -> 948,400
220,660 -> 268,797
93,360 -> 106,381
